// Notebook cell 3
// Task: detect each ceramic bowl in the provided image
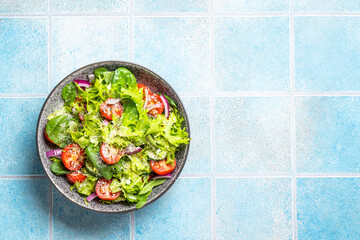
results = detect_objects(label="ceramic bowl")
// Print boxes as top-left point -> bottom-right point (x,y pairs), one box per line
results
36,61 -> 190,213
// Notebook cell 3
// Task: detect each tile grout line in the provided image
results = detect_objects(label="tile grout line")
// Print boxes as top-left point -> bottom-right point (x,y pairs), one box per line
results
289,0 -> 297,239
208,0 -> 216,239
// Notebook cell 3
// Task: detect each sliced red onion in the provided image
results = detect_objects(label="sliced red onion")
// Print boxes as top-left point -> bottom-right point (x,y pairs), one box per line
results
143,88 -> 149,108
73,79 -> 91,89
79,123 -> 83,128
46,149 -> 62,158
106,98 -> 120,105
87,74 -> 95,83
160,95 -> 169,118
151,173 -> 173,180
103,120 -> 109,126
86,192 -> 98,202
125,144 -> 142,155
146,103 -> 163,112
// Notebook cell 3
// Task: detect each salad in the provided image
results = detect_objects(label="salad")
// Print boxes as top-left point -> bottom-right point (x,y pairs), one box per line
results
44,67 -> 189,208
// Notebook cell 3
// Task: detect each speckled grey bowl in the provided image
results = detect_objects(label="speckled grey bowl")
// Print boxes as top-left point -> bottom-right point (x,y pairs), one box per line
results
36,61 -> 190,213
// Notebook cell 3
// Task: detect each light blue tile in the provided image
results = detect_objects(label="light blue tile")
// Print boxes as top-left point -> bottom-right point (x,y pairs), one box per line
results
0,0 -> 48,13
0,98 -> 45,175
53,188 -> 130,240
215,97 -> 291,173
294,0 -> 360,12
52,17 -> 129,86
0,18 -> 48,94
295,17 -> 360,91
216,178 -> 292,240
51,0 -> 128,13
296,97 -> 360,173
133,0 -> 208,13
214,17 -> 289,92
181,97 -> 210,174
135,178 -> 211,239
297,178 -> 360,239
213,0 -> 288,13
134,17 -> 209,94
0,179 -> 49,239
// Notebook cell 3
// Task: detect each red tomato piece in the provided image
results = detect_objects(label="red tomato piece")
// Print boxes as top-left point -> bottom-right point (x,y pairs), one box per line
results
44,129 -> 54,144
150,159 -> 176,175
100,142 -> 124,165
147,94 -> 164,118
137,83 -> 151,96
66,171 -> 87,183
95,178 -> 121,200
61,143 -> 85,171
100,98 -> 123,120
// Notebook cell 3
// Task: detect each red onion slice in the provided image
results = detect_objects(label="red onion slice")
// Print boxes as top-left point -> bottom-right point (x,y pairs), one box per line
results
46,149 -> 62,158
73,79 -> 91,89
106,98 -> 120,105
87,74 -> 95,83
151,173 -> 172,180
103,120 -> 109,126
146,103 -> 163,112
86,192 -> 98,202
160,95 -> 169,118
143,88 -> 149,108
125,144 -> 142,155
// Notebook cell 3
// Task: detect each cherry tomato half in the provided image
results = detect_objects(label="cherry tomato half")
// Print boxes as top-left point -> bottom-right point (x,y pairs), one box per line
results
150,159 -> 176,175
137,83 -> 151,98
100,98 -> 123,120
66,171 -> 87,183
44,129 -> 54,144
61,143 -> 85,171
100,142 -> 124,165
95,178 -> 121,200
147,94 -> 164,118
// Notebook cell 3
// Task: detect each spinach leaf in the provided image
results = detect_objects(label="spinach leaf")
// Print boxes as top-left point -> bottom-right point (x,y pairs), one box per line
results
121,99 -> 139,128
46,115 -> 77,148
94,67 -> 114,83
136,191 -> 151,209
85,144 -> 115,180
112,67 -> 137,88
163,94 -> 177,107
138,179 -> 166,195
61,82 -> 77,106
50,161 -> 72,175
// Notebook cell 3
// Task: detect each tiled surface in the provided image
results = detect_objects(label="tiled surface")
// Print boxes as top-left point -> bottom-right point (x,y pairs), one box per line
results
215,97 -> 291,173
0,179 -> 50,239
2,0 -> 360,239
297,178 -> 360,239
216,178 -> 292,240
214,17 -> 289,92
135,178 -> 211,239
53,189 -> 130,239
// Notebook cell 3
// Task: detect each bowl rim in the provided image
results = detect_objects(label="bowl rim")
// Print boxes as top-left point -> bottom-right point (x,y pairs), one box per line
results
36,60 -> 190,213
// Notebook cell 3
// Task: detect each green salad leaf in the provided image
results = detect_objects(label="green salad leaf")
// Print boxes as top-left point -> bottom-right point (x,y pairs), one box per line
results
61,82 -> 77,106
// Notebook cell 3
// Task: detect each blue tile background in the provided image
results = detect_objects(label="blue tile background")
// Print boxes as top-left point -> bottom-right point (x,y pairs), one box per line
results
297,178 -> 360,239
213,0 -> 289,13
51,0 -> 128,14
294,0 -> 360,12
296,97 -> 360,173
134,17 -> 209,94
133,0 -> 208,13
0,18 -> 48,94
214,17 -> 289,92
216,178 -> 292,240
135,178 -> 211,240
215,97 -> 291,173
0,0 -> 48,13
53,189 -> 130,239
0,179 -> 50,239
0,98 -> 45,175
295,17 -> 360,91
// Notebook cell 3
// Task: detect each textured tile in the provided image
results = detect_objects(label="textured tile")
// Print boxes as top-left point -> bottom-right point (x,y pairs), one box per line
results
52,17 -> 129,86
297,178 -> 360,239
0,179 -> 49,239
215,97 -> 291,173
214,17 -> 289,92
294,0 -> 360,12
134,17 -> 209,94
296,97 -> 360,173
133,0 -> 208,13
135,178 -> 211,239
0,18 -> 48,94
0,0 -> 48,13
295,17 -> 360,91
216,178 -> 292,240
213,0 -> 288,13
53,188 -> 130,240
0,98 -> 45,175
51,0 -> 128,13
181,97 -> 210,174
